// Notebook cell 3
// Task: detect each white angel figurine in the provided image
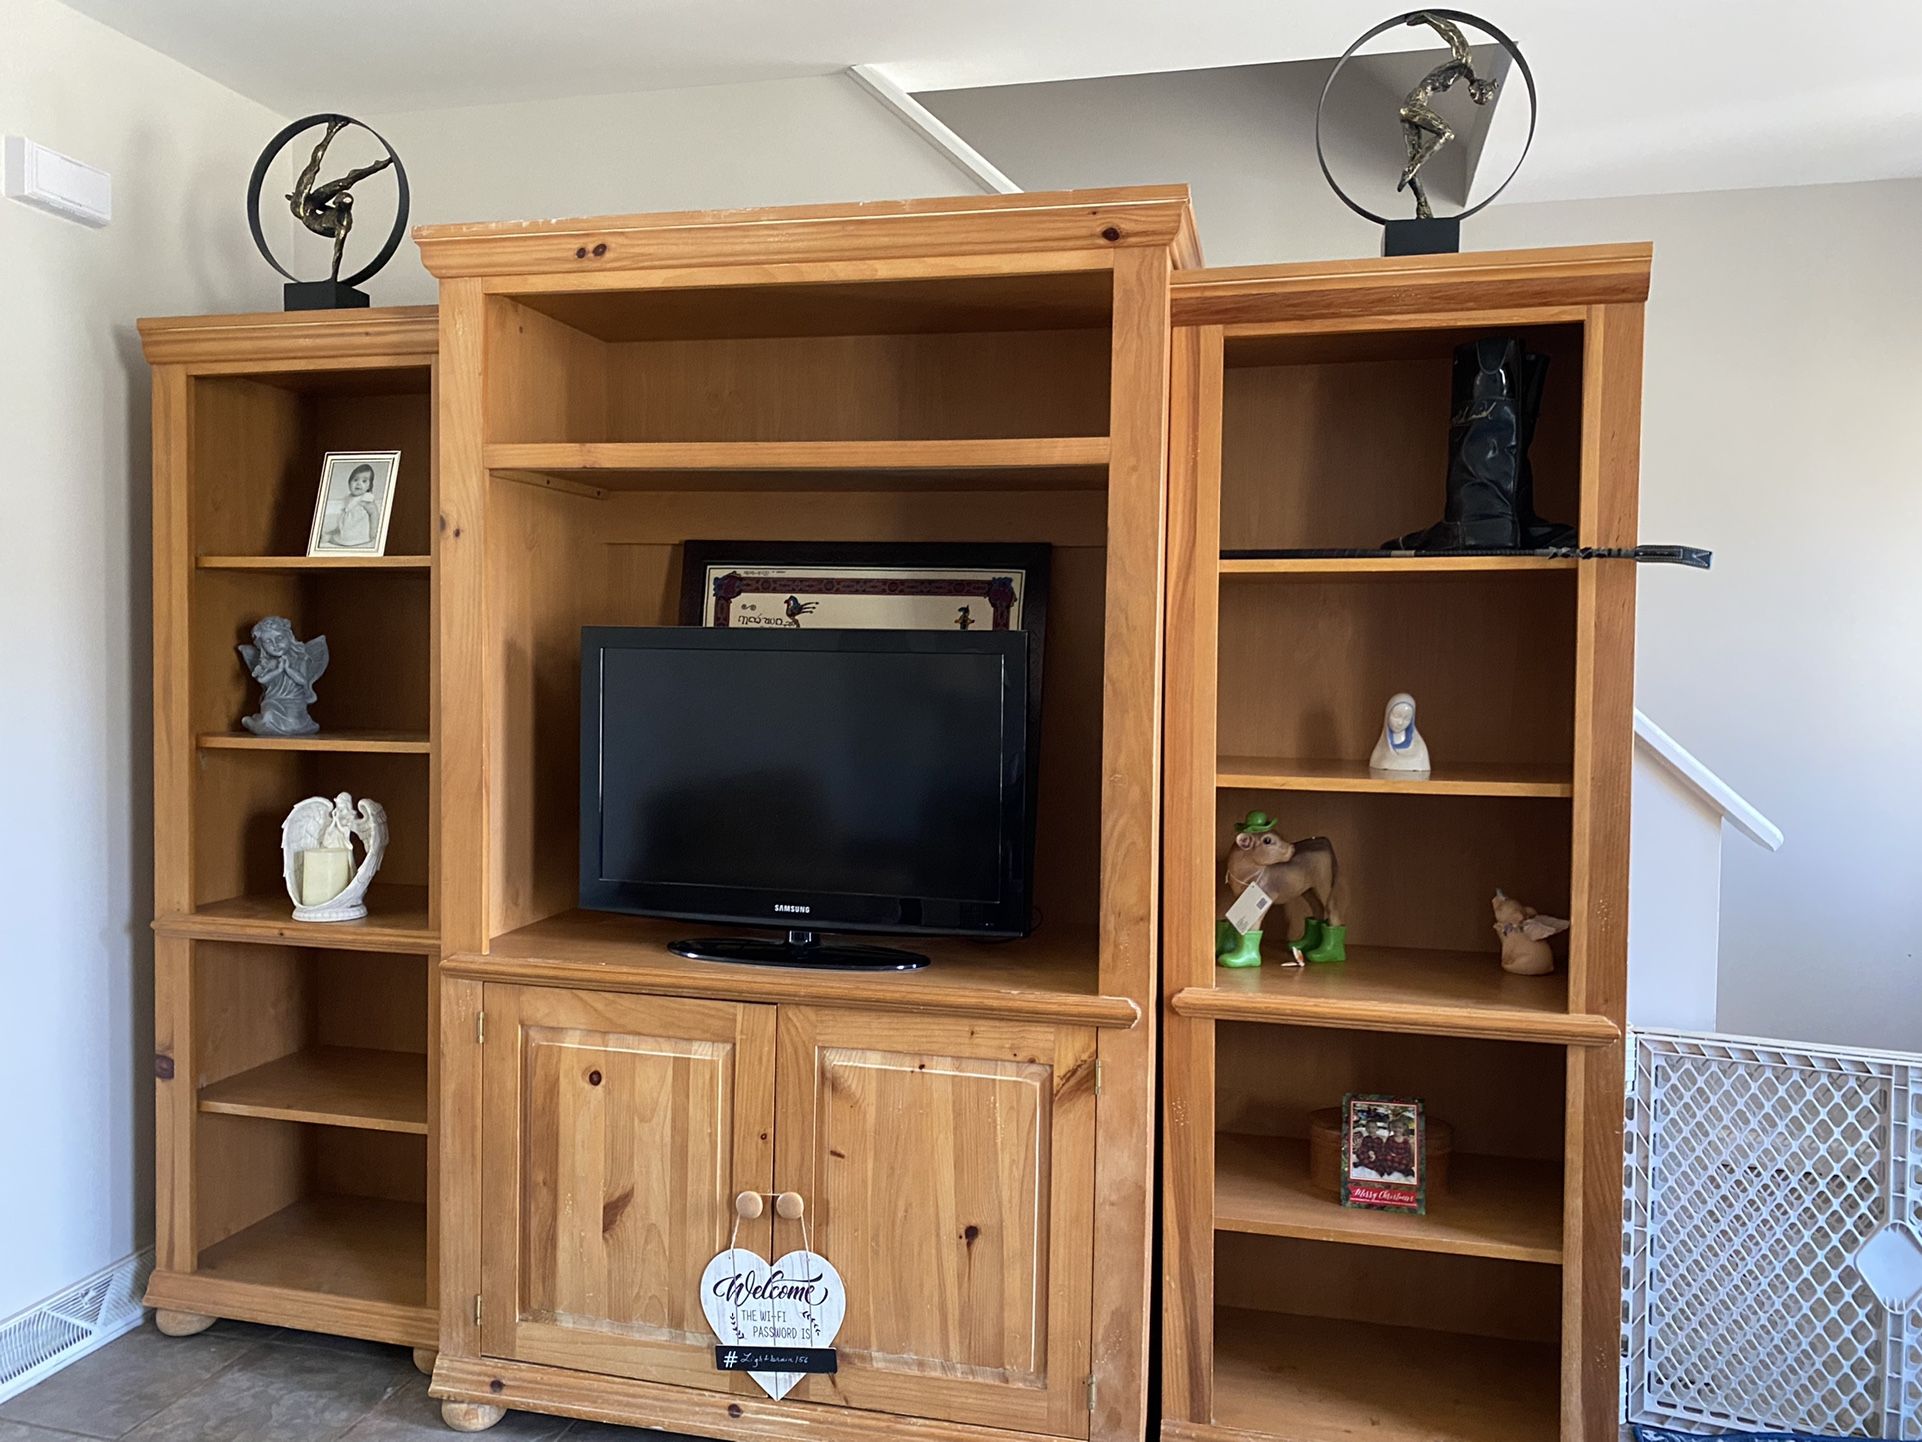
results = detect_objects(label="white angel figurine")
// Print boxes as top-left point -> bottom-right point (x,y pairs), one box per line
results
1369,692 -> 1431,774
1492,889 -> 1569,976
281,792 -> 388,922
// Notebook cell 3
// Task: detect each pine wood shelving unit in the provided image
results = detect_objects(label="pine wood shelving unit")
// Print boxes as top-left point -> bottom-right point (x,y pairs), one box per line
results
417,187 -> 1195,1440
140,306 -> 441,1356
1160,246 -> 1650,1442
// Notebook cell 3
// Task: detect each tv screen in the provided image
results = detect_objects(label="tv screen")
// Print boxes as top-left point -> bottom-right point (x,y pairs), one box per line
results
580,626 -> 1034,939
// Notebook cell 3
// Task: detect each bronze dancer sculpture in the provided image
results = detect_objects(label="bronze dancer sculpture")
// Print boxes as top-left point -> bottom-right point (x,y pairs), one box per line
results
1397,13 -> 1499,219
287,119 -> 396,281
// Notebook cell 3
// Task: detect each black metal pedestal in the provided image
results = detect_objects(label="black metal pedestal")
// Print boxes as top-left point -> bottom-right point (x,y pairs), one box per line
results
284,280 -> 371,311
1382,217 -> 1462,256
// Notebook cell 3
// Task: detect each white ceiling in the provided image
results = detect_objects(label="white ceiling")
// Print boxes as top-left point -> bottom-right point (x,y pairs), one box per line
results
58,0 -> 1922,203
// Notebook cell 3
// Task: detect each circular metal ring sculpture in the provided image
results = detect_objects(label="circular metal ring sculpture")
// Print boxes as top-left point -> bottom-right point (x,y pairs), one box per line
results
247,113 -> 410,303
1314,10 -> 1536,229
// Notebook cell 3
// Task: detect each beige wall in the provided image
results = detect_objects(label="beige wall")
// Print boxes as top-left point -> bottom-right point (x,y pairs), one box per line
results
0,0 -> 283,1319
928,70 -> 1922,1050
363,74 -> 969,304
1478,181 -> 1922,1050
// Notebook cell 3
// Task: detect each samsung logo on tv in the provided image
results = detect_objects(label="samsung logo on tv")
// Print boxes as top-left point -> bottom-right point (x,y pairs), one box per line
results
773,903 -> 811,915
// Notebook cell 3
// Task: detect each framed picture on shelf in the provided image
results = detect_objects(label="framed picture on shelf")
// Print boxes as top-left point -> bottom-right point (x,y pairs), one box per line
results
679,539 -> 1048,637
680,538 -> 1052,806
306,450 -> 400,557
1339,1092 -> 1427,1214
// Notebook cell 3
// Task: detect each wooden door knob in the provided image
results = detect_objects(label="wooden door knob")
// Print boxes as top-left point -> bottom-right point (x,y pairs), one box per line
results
734,1191 -> 764,1220
775,1191 -> 805,1220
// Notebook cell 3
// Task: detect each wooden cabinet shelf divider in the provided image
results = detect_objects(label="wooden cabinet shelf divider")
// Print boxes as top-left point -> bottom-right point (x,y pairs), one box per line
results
1171,947 -> 1615,1046
1213,1133 -> 1562,1264
197,1046 -> 428,1134
1219,555 -> 1577,577
154,885 -> 437,953
196,730 -> 431,754
1201,1308 -> 1560,1442
189,1195 -> 432,1332
1215,756 -> 1572,797
196,555 -> 433,572
485,437 -> 1112,496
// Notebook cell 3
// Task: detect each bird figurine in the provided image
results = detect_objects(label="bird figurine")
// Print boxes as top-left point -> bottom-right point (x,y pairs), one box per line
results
1492,889 -> 1568,976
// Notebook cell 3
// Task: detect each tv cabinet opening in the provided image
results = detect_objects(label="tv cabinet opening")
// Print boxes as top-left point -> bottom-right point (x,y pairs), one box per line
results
473,477 -> 1113,1013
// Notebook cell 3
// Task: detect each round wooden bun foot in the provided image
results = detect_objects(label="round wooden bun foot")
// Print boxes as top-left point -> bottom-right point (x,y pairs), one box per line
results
153,1309 -> 217,1338
441,1401 -> 507,1433
412,1347 -> 437,1376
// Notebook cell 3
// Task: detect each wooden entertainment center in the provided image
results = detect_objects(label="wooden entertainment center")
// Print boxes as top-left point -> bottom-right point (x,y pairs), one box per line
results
140,190 -> 1649,1442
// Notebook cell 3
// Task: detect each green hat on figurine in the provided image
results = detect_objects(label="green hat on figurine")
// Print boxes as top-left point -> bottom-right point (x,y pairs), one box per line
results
1237,811 -> 1277,835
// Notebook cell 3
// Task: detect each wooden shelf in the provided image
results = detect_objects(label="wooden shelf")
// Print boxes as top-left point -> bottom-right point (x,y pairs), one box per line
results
154,885 -> 437,954
198,1046 -> 427,1134
1216,756 -> 1571,798
196,730 -> 430,755
509,268 -> 1117,342
1171,946 -> 1616,1046
1214,1134 -> 1560,1264
485,438 -> 1110,495
461,909 -> 1138,1029
1219,555 -> 1577,577
195,1195 -> 426,1312
1207,1308 -> 1559,1442
196,555 -> 431,572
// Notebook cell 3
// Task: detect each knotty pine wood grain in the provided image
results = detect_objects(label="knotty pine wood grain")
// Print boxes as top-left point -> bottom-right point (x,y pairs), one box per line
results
416,186 -> 1200,277
1159,322 -> 1224,1426
1171,242 -> 1651,326
775,1008 -> 1096,1436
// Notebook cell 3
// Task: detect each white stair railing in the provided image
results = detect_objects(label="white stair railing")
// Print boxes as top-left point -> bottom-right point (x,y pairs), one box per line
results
1627,710 -> 1782,1033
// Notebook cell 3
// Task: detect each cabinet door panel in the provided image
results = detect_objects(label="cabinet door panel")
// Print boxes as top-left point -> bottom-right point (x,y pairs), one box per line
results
776,1007 -> 1097,1437
481,987 -> 774,1389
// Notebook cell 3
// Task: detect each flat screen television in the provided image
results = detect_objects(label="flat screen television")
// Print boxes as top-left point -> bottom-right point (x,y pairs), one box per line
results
580,626 -> 1035,970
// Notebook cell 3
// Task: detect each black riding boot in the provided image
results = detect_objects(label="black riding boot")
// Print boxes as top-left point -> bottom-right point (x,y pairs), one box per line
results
1386,337 -> 1526,551
1514,349 -> 1575,547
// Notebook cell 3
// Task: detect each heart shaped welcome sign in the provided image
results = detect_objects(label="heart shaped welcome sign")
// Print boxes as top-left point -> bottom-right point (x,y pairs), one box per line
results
700,1246 -> 847,1400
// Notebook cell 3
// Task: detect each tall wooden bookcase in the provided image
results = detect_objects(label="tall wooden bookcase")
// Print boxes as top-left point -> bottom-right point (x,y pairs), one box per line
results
413,188 -> 1195,1438
140,307 -> 442,1357
1157,245 -> 1651,1442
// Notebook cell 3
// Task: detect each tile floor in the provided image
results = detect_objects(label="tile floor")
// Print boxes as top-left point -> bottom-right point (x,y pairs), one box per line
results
0,1320 -> 690,1442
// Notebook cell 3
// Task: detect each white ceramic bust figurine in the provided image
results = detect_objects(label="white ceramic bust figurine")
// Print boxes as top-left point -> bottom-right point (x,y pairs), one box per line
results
1369,692 -> 1431,774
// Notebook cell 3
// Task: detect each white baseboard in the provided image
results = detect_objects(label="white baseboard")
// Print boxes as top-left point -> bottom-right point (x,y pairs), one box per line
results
0,1248 -> 154,1404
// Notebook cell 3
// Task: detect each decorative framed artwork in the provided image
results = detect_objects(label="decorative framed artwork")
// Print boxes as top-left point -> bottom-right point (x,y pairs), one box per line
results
679,540 -> 1048,638
1339,1093 -> 1427,1214
306,450 -> 400,557
680,539 -> 1053,824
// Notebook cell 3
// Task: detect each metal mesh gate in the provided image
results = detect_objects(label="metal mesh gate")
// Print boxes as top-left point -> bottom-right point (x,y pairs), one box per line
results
1626,1030 -> 1922,1438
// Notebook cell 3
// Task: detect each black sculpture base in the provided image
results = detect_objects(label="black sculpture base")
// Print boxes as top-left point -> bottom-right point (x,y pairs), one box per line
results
1382,217 -> 1461,257
284,279 -> 371,311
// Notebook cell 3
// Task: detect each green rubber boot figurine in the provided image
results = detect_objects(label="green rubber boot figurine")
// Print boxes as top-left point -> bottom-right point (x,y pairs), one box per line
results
1289,916 -> 1325,955
1303,922 -> 1348,963
1217,924 -> 1264,969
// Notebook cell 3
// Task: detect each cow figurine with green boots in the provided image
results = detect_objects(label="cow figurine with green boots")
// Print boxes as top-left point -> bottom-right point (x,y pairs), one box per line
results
1215,811 -> 1346,967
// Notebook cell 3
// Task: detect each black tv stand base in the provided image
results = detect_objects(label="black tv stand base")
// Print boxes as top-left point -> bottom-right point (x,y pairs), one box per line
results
670,929 -> 929,971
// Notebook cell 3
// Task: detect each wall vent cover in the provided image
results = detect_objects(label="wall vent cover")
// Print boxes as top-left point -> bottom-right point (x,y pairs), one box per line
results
0,1249 -> 151,1404
1626,1029 -> 1921,1438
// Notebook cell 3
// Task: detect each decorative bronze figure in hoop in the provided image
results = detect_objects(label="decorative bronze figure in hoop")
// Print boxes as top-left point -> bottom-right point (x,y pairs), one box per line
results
1314,9 -> 1536,256
288,119 -> 397,284
1396,13 -> 1500,221
247,113 -> 410,310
